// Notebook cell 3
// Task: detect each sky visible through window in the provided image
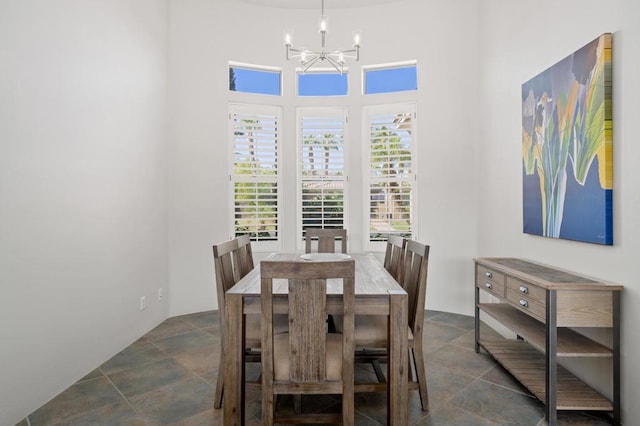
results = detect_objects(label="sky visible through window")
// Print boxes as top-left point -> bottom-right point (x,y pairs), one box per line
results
298,73 -> 348,96
230,64 -> 417,96
230,67 -> 281,96
365,66 -> 417,94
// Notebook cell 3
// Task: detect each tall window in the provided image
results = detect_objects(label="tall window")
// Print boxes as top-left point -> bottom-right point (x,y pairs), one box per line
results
297,108 -> 347,245
364,103 -> 417,249
228,104 -> 281,250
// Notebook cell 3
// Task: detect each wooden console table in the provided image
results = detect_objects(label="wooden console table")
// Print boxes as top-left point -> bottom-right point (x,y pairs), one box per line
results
474,258 -> 622,426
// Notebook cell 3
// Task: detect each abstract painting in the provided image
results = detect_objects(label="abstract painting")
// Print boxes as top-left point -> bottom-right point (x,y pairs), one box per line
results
522,33 -> 612,245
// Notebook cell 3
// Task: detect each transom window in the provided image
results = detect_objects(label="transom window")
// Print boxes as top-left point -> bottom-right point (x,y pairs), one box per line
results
229,63 -> 282,96
364,63 -> 418,94
297,71 -> 348,96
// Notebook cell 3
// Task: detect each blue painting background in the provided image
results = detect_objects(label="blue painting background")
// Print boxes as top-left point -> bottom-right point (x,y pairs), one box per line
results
523,156 -> 613,244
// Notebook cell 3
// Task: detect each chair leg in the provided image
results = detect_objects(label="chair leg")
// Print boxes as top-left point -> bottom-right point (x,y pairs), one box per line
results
214,350 -> 224,409
411,346 -> 429,411
293,394 -> 302,413
263,391 -> 275,426
342,392 -> 354,426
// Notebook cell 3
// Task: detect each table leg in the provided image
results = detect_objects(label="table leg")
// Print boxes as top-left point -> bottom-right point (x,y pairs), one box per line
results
388,290 -> 408,425
224,293 -> 245,426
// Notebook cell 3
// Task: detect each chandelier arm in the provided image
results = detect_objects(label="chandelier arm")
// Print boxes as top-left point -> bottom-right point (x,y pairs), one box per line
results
302,55 -> 322,72
324,55 -> 344,74
327,52 -> 357,62
329,48 -> 357,55
288,47 -> 321,56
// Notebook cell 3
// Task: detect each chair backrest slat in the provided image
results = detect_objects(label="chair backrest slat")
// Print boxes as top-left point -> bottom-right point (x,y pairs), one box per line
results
289,278 -> 327,382
304,228 -> 348,254
383,235 -> 407,282
231,234 -> 254,281
400,240 -> 430,338
212,235 -> 255,337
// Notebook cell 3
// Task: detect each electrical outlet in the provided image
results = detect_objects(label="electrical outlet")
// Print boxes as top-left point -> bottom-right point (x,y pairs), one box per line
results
158,288 -> 163,301
140,296 -> 146,311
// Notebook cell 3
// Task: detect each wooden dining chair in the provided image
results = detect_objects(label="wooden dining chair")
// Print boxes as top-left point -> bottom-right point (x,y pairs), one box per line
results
261,259 -> 356,425
212,235 -> 287,409
304,228 -> 348,254
349,239 -> 430,411
383,234 -> 407,282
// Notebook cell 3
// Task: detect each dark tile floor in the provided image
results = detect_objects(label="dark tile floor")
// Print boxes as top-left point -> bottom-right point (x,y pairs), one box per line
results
18,310 -> 614,425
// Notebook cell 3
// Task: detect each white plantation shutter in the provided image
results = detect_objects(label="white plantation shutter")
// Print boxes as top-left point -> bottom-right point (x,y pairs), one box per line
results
298,108 -> 347,244
229,104 -> 281,248
364,103 -> 417,247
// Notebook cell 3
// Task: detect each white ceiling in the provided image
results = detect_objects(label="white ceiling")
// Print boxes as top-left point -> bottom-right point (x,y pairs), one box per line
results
236,0 -> 403,9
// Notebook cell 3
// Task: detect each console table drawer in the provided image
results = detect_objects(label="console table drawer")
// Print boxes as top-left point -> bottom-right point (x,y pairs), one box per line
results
476,265 -> 505,297
506,287 -> 545,320
507,277 -> 546,304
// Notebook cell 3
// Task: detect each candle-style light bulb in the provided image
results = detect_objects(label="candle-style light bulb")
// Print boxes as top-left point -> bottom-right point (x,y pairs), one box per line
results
353,31 -> 361,47
284,28 -> 294,45
319,15 -> 328,32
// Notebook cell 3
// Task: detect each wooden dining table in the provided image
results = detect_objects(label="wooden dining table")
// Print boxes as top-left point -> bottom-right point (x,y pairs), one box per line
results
223,252 -> 409,425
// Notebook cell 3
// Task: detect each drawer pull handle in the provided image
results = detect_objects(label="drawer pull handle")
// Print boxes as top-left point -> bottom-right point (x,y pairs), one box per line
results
519,299 -> 528,308
485,282 -> 493,289
519,285 -> 528,294
484,271 -> 493,278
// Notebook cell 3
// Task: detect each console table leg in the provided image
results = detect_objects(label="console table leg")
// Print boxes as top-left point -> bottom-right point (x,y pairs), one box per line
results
474,285 -> 480,353
613,291 -> 621,426
545,290 -> 557,426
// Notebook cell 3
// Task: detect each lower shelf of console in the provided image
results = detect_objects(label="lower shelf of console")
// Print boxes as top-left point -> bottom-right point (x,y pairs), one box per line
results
478,339 -> 613,411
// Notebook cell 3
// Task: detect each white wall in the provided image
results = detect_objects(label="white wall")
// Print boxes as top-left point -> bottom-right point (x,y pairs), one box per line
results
0,1 -> 169,424
167,0 -> 480,317
477,0 -> 640,421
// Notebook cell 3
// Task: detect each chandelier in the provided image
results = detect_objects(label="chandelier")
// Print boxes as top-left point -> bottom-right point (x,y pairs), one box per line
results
284,0 -> 361,74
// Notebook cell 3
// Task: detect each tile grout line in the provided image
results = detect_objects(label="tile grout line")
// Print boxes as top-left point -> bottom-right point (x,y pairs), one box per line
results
455,374 -> 545,425
446,375 -> 507,425
34,372 -> 140,426
476,371 -> 536,398
99,366 -> 144,420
